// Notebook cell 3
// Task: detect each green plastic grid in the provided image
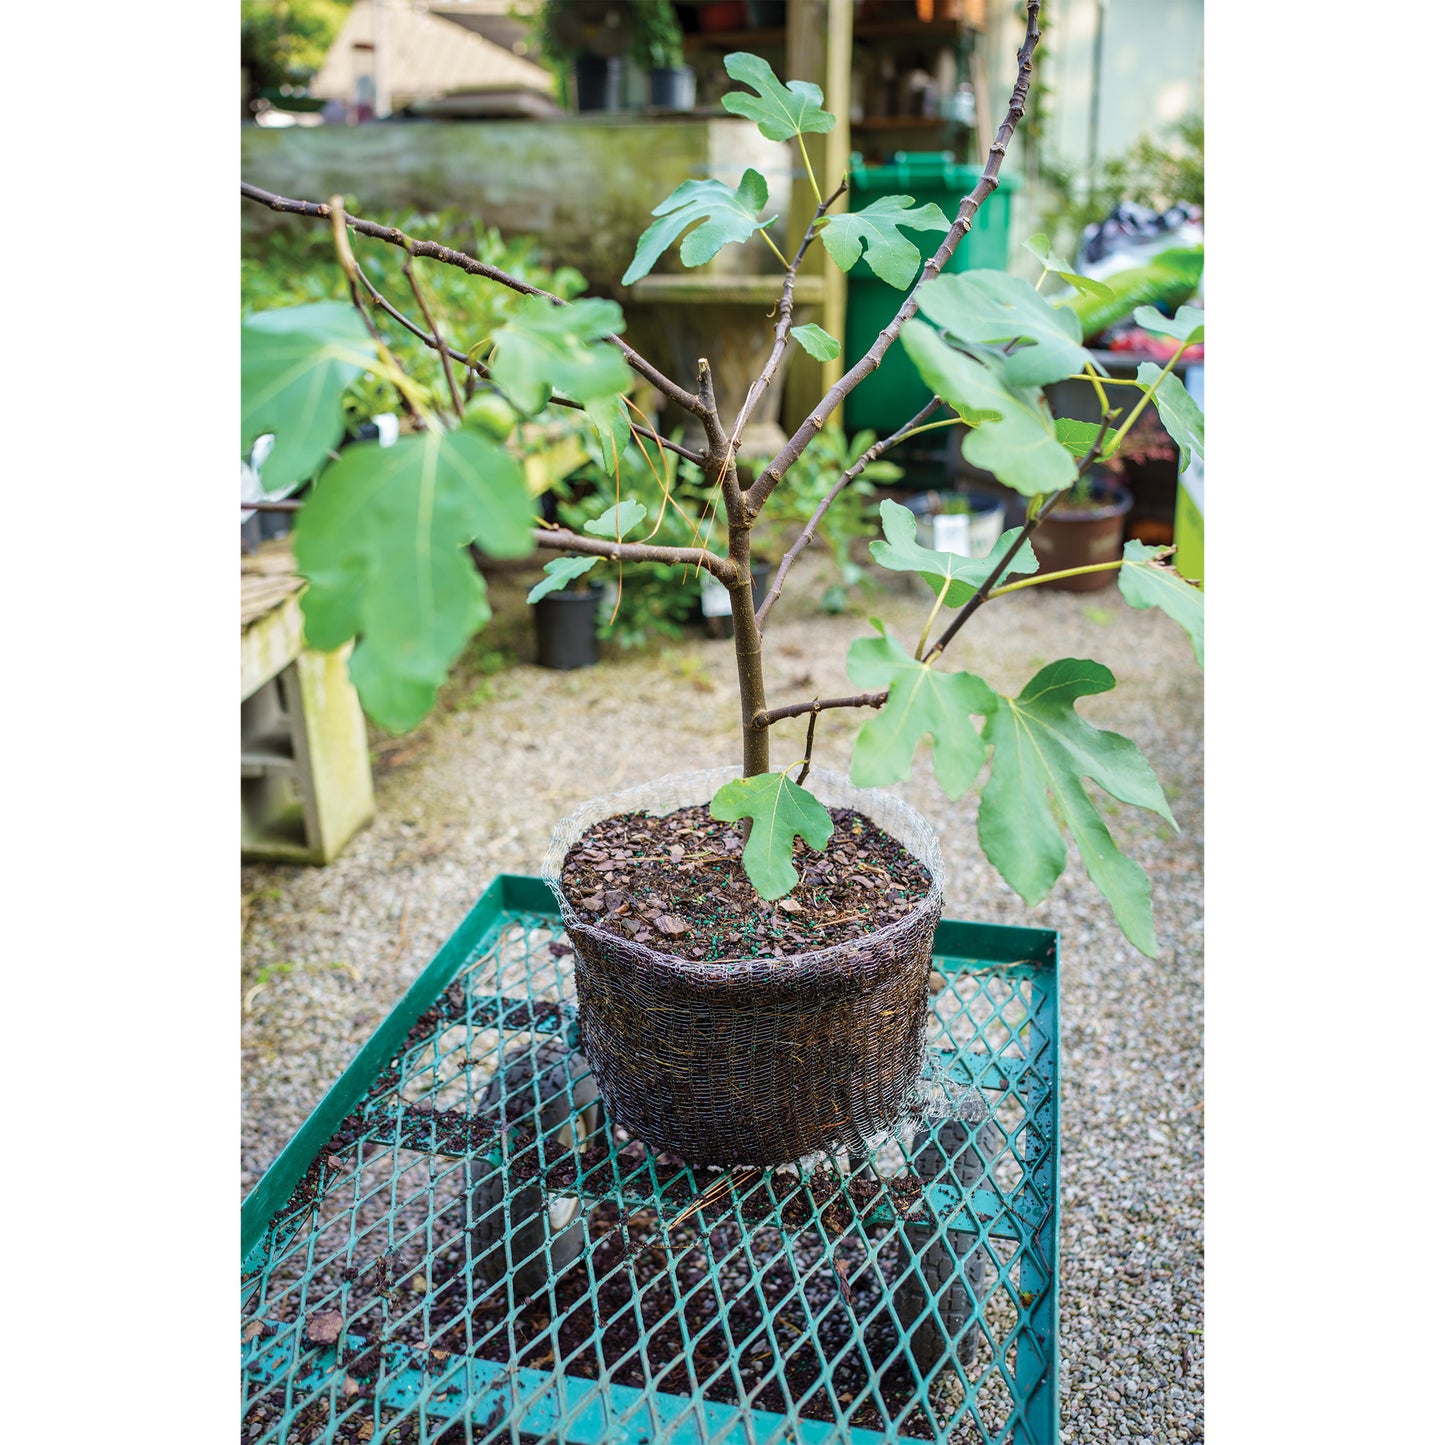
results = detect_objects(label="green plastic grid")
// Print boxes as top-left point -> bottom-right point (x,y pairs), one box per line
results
242,875 -> 1060,1444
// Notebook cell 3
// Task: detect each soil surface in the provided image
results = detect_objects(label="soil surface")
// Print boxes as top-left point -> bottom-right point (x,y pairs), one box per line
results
558,804 -> 932,961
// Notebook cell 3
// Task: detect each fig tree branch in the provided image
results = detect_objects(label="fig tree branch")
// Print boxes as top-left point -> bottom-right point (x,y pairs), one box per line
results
729,177 -> 850,458
743,0 -> 1042,515
241,183 -> 706,418
752,691 -> 889,731
754,394 -> 944,631
920,415 -> 1114,665
533,525 -> 737,583
402,253 -> 465,423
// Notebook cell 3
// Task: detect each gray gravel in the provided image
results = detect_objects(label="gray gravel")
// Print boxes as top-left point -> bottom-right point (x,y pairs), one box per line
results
241,548 -> 1203,1442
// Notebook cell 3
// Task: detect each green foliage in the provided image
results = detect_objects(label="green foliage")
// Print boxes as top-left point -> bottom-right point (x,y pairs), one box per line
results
629,0 -> 686,70
241,209 -> 588,426
846,625 -> 995,798
622,171 -> 777,286
1118,541 -> 1204,663
1038,113 -> 1204,258
583,499 -> 648,540
1022,234 -> 1115,301
899,322 -> 1078,495
241,302 -> 372,491
490,295 -> 632,415
790,323 -> 841,362
1055,418 -> 1121,462
1135,363 -> 1204,469
293,428 -> 534,733
527,555 -> 600,604
1055,247 -> 1203,344
915,271 -> 1092,387
1134,303 -> 1204,347
869,500 -> 1037,608
719,52 -> 836,143
709,772 -> 836,901
241,0 -> 351,92
819,196 -> 951,289
978,659 -> 1178,957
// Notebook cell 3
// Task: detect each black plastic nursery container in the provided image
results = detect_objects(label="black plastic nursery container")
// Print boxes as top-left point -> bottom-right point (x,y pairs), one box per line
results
534,585 -> 602,670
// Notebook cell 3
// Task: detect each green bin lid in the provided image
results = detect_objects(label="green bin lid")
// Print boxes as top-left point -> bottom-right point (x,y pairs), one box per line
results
848,150 -> 1016,193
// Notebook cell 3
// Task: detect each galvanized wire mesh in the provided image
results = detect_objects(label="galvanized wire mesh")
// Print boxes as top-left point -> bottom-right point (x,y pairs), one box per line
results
241,881 -> 1059,1445
542,769 -> 945,1165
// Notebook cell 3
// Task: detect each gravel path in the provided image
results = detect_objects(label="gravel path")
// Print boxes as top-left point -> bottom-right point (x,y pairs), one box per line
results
241,549 -> 1203,1443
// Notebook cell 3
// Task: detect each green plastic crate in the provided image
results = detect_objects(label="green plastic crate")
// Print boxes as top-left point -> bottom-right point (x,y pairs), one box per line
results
843,153 -> 1015,435
241,875 -> 1060,1444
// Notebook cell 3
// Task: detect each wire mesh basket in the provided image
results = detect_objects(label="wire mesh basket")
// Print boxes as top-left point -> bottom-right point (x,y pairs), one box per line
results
542,769 -> 945,1165
241,876 -> 1060,1445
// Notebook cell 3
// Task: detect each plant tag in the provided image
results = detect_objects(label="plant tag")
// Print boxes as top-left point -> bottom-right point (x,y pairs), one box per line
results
932,512 -> 971,557
699,574 -> 732,618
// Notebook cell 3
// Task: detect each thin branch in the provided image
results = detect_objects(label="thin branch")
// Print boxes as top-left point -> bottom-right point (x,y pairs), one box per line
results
241,182 -> 707,418
920,414 -> 1114,666
533,525 -> 736,583
752,691 -> 888,731
755,394 -> 944,631
729,177 -> 850,460
345,264 -> 706,466
402,252 -> 464,422
796,709 -> 820,787
743,1 -> 1042,516
241,500 -> 302,512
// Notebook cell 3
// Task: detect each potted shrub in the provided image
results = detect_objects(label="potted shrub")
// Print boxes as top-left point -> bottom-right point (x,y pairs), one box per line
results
631,0 -> 696,110
1028,468 -> 1135,591
240,2 -> 1203,1164
533,0 -> 631,112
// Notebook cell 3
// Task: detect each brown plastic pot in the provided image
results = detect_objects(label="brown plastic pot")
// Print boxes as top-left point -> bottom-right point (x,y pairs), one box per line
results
1031,482 -> 1134,591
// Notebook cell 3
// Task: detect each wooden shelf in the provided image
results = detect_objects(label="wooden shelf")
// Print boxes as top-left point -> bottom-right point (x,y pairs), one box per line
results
854,18 -> 971,41
852,115 -> 957,130
683,27 -> 786,52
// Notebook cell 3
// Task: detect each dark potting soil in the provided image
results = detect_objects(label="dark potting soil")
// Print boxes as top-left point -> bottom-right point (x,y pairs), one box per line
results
558,804 -> 931,963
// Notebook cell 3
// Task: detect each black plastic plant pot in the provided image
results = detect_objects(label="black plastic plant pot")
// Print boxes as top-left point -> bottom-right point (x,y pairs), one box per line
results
573,54 -> 622,112
534,586 -> 602,670
649,66 -> 696,110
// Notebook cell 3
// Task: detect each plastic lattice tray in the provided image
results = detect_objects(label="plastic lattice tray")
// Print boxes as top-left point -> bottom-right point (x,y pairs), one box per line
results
241,876 -> 1060,1444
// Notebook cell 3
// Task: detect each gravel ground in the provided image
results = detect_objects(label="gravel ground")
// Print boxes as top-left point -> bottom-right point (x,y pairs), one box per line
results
241,547 -> 1203,1443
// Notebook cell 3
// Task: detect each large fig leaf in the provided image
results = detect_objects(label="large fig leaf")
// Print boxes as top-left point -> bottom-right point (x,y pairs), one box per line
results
1136,362 -> 1204,469
583,499 -> 647,541
847,625 -> 996,797
916,271 -> 1093,386
622,170 -> 776,287
293,429 -> 534,733
241,301 -> 374,491
900,321 -> 1077,495
791,323 -> 841,361
869,499 -> 1037,606
978,659 -> 1177,957
820,195 -> 951,289
490,295 -> 632,415
710,771 -> 835,901
1118,540 -> 1203,664
720,52 -> 836,142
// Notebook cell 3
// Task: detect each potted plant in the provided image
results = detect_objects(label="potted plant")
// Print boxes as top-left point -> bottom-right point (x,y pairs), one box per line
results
1027,467 -> 1135,591
240,2 -> 1203,1165
533,0 -> 632,112
631,0 -> 696,110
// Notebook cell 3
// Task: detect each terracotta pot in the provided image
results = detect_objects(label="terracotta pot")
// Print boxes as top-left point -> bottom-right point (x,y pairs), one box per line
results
1031,483 -> 1133,592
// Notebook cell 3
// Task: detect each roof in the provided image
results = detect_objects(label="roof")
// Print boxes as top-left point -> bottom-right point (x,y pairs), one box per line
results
309,1 -> 555,106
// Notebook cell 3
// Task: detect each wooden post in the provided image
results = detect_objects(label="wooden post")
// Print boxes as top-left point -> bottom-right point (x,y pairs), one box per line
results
782,0 -> 853,434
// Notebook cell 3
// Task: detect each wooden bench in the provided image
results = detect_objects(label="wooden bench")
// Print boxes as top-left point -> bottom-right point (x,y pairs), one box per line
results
241,540 -> 374,864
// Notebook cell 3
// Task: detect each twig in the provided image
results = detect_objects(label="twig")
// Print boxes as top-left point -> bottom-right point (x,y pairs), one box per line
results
755,394 -> 945,630
796,709 -> 820,787
533,525 -> 736,583
402,252 -> 464,422
752,691 -> 888,731
241,182 -> 706,419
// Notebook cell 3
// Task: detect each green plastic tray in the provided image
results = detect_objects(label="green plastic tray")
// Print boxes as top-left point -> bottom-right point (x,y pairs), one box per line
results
241,875 -> 1060,1443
